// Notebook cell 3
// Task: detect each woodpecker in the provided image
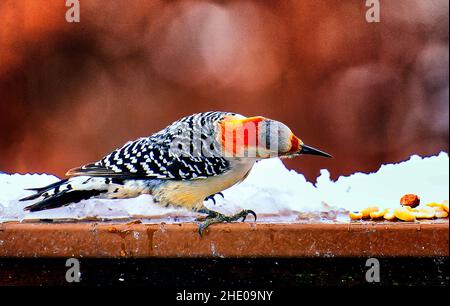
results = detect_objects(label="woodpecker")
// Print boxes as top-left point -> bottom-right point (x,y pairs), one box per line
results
20,111 -> 331,234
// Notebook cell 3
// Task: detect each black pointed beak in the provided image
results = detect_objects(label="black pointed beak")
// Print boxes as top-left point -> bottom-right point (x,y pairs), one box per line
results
300,144 -> 332,158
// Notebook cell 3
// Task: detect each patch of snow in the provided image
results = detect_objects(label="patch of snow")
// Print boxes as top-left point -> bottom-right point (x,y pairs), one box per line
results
0,152 -> 448,222
221,152 -> 449,213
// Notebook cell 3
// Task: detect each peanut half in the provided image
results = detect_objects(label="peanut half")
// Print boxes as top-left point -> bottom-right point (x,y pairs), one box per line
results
434,207 -> 449,219
394,207 -> 416,222
349,211 -> 363,220
370,209 -> 388,219
442,201 -> 449,213
361,207 -> 379,219
413,207 -> 435,219
383,209 -> 396,221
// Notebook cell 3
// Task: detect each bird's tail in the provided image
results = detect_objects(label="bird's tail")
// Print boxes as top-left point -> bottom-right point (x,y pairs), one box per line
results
20,176 -> 108,212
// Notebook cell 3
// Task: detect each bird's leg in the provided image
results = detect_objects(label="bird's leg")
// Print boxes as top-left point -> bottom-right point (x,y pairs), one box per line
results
196,208 -> 257,237
203,192 -> 225,205
195,207 -> 220,220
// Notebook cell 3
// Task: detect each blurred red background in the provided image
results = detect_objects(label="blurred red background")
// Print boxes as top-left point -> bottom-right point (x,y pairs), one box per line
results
0,0 -> 448,180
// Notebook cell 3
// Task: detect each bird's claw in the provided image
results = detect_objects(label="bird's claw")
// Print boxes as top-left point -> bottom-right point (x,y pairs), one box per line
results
204,192 -> 225,205
197,209 -> 257,237
240,209 -> 257,222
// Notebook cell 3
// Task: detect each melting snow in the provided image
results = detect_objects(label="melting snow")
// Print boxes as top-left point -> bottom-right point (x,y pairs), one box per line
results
0,152 -> 448,223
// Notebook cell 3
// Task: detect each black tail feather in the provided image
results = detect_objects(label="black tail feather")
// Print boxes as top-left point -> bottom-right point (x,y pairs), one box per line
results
23,190 -> 105,212
19,193 -> 43,202
20,179 -> 69,201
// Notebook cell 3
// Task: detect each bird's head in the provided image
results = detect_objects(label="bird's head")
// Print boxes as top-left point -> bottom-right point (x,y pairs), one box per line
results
218,115 -> 332,159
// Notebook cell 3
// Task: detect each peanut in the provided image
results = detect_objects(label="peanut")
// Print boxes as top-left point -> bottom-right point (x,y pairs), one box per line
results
370,209 -> 387,219
400,194 -> 420,208
383,209 -> 396,221
361,206 -> 379,219
394,207 -> 416,222
349,211 -> 363,220
413,207 -> 435,219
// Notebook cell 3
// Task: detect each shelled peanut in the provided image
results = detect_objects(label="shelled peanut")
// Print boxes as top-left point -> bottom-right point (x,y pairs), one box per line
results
393,207 -> 416,222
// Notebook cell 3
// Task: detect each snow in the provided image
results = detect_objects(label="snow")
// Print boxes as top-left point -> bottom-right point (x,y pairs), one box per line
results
228,152 -> 449,213
0,152 -> 448,223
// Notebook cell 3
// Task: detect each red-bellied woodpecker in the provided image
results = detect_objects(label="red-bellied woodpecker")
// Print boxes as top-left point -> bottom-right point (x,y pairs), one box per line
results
20,111 -> 331,234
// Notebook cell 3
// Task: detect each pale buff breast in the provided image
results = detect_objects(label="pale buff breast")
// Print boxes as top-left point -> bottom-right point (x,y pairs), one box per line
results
153,160 -> 256,210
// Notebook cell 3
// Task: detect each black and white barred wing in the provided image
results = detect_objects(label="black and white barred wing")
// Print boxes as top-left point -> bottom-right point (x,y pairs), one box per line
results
66,137 -> 231,180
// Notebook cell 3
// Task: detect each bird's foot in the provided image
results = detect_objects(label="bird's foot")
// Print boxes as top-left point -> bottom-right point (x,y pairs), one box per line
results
204,192 -> 224,205
197,209 -> 257,237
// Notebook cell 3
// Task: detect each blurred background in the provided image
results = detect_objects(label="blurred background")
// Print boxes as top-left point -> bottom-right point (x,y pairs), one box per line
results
0,0 -> 448,181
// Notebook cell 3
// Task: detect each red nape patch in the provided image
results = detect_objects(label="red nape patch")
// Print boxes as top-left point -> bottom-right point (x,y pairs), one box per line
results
220,116 -> 265,155
241,120 -> 260,147
239,116 -> 265,125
